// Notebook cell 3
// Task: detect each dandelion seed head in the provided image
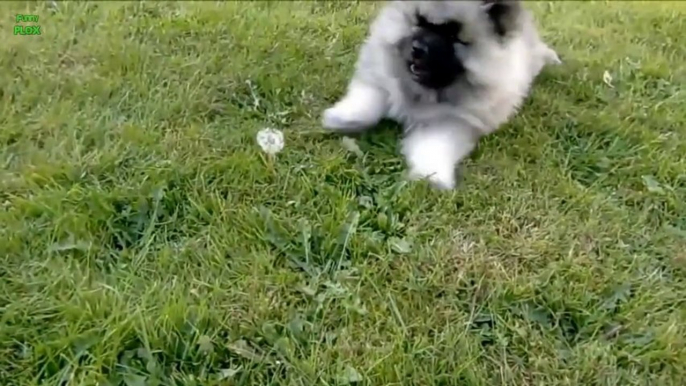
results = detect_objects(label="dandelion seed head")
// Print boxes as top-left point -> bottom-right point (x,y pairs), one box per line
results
256,128 -> 284,155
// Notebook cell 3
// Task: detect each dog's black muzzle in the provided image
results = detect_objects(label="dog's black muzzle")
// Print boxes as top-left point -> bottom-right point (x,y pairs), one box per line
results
407,28 -> 464,90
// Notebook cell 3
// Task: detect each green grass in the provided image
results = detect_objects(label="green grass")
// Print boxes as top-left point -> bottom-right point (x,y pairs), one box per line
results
1,1 -> 685,384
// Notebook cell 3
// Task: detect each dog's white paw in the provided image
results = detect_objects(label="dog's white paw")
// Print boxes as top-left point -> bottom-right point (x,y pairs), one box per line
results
322,105 -> 368,131
322,82 -> 388,132
401,126 -> 475,191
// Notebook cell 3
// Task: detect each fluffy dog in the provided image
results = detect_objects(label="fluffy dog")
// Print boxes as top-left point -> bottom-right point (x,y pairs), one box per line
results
322,0 -> 561,189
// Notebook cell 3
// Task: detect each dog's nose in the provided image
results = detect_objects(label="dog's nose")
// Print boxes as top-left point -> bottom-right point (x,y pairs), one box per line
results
411,39 -> 429,60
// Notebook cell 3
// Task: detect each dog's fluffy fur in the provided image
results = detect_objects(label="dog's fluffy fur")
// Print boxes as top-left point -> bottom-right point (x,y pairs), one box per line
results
322,0 -> 561,189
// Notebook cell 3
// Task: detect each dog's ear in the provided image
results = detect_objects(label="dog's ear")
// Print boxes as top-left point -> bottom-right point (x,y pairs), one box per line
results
481,0 -> 523,37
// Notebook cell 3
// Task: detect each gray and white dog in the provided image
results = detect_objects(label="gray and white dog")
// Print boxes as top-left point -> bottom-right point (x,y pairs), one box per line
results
322,0 -> 561,189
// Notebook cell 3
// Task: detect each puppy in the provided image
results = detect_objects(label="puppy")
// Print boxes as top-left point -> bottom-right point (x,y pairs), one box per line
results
323,0 -> 561,189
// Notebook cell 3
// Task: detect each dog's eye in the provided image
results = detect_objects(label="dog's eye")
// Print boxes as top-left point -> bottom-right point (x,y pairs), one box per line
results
444,21 -> 460,33
450,32 -> 470,46
443,22 -> 469,45
454,36 -> 470,46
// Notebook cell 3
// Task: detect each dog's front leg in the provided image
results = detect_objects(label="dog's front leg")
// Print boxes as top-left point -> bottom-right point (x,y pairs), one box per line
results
322,80 -> 390,133
401,123 -> 477,190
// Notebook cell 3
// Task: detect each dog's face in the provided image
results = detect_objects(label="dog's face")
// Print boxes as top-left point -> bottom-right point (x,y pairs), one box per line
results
405,14 -> 465,89
399,0 -> 525,90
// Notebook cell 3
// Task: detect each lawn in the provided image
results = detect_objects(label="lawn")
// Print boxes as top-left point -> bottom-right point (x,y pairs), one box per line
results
1,1 -> 685,385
